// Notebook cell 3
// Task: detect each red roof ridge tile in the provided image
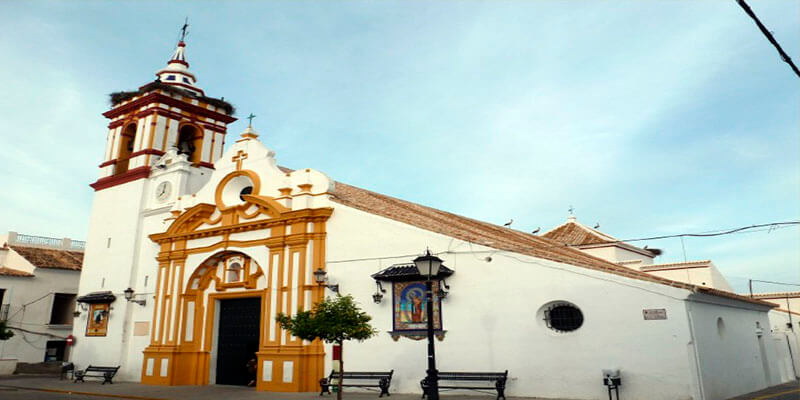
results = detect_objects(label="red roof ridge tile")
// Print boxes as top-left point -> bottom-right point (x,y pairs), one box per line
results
644,260 -> 713,268
0,266 -> 35,277
751,292 -> 800,298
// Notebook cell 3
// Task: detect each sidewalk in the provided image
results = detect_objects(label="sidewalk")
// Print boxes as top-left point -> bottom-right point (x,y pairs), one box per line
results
726,380 -> 800,400
4,375 -> 795,400
0,375 -> 545,400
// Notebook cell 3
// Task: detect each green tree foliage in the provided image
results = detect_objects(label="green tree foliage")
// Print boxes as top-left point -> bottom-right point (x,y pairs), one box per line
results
276,294 -> 377,400
0,321 -> 14,340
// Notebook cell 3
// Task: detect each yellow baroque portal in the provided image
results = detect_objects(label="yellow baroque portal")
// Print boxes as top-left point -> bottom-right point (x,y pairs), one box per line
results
142,191 -> 332,392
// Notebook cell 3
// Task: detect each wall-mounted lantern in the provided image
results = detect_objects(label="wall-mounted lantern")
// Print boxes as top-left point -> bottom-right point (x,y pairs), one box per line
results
123,287 -> 147,306
373,281 -> 387,304
313,268 -> 340,294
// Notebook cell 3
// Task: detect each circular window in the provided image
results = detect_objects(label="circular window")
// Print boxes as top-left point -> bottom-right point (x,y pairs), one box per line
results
218,173 -> 257,208
239,186 -> 253,201
541,302 -> 584,333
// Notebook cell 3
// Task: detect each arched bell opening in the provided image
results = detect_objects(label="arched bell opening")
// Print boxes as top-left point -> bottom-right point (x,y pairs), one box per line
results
115,122 -> 137,175
177,124 -> 204,164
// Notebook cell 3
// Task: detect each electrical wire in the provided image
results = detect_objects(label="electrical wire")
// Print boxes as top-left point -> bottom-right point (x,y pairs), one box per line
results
748,279 -> 800,287
5,292 -> 56,321
588,221 -> 799,246
323,221 -> 799,265
735,0 -> 800,78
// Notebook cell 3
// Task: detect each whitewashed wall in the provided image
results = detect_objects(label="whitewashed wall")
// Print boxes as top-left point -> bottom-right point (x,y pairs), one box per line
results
326,205 -> 702,400
646,266 -> 734,292
686,295 -> 787,400
0,269 -> 80,364
72,180 -> 149,373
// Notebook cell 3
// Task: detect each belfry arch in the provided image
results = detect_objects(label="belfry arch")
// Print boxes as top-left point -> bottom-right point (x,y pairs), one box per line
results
141,185 -> 334,392
116,122 -> 137,174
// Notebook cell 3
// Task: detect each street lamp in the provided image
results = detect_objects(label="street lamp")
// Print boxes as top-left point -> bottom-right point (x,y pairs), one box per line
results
413,249 -> 443,400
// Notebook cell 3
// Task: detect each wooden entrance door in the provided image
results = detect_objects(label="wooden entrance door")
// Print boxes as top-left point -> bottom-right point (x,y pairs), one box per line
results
215,297 -> 261,386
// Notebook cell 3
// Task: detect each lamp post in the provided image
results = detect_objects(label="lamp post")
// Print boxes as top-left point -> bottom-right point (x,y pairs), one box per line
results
413,249 -> 443,400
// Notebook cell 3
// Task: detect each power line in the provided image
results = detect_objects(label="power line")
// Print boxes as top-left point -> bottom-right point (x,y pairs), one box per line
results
322,221 -> 800,265
591,221 -> 799,246
735,0 -> 800,78
749,279 -> 800,287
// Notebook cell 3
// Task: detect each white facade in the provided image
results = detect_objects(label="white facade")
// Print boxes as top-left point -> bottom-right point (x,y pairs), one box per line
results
72,130 -> 796,399
0,233 -> 83,366
642,261 -> 735,292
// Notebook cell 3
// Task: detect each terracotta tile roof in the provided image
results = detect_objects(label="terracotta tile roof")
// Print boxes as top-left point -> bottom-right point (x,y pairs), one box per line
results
641,260 -> 712,271
646,260 -> 712,268
774,308 -> 800,316
752,292 -> 800,299
9,245 -> 83,271
0,266 -> 34,277
328,181 -> 774,308
542,220 -> 617,246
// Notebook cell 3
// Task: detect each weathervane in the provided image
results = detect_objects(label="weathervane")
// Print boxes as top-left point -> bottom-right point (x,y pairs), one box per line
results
247,113 -> 256,127
179,17 -> 189,42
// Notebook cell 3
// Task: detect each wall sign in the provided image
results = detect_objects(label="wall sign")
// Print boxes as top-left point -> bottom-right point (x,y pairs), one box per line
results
643,308 -> 667,320
390,280 -> 444,341
86,303 -> 110,336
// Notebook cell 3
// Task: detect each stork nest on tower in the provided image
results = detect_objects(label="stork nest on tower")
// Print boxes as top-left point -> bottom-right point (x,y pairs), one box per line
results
109,81 -> 235,115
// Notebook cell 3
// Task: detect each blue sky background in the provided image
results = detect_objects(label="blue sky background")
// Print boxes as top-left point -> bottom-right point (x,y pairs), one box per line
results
0,1 -> 797,294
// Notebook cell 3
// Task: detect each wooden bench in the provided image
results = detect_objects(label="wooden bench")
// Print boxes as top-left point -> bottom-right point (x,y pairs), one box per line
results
320,370 -> 394,397
421,371 -> 508,400
73,365 -> 120,384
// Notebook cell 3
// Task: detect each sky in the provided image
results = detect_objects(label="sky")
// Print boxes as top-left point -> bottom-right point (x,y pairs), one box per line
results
0,1 -> 797,294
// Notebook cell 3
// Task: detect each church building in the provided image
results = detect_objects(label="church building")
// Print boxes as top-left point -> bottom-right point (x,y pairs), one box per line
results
71,36 -> 798,400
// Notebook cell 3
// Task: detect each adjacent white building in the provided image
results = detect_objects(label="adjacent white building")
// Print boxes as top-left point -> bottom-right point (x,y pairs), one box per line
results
69,36 -> 799,400
0,232 -> 83,369
543,216 -> 735,292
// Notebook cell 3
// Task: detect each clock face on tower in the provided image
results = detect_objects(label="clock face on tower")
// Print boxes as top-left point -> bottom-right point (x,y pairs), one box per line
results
155,181 -> 172,202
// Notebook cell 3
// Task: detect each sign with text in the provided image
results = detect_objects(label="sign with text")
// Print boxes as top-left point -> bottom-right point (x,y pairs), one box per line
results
643,308 -> 667,320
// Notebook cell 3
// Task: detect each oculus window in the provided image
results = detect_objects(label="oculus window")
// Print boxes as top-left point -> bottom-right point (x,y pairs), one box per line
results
540,301 -> 583,333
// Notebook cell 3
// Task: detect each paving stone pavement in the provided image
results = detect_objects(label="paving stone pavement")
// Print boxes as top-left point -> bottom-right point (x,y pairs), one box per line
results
726,380 -> 800,400
1,375 -> 797,400
0,375 -> 548,400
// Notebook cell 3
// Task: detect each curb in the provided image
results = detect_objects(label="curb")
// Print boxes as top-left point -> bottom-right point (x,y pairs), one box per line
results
0,384 -> 169,400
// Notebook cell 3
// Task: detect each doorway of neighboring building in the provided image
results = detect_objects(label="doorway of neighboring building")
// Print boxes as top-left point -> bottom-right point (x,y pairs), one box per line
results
44,341 -> 66,362
215,297 -> 261,386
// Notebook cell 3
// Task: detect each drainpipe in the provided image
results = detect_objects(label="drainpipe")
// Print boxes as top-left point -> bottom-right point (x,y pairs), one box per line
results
684,301 -> 706,400
786,334 -> 798,379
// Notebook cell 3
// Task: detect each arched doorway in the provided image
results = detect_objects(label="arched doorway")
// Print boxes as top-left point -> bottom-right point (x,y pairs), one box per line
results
184,251 -> 266,386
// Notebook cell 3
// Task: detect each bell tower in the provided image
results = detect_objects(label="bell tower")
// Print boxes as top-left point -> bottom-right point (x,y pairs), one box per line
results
72,26 -> 237,379
90,34 -> 236,191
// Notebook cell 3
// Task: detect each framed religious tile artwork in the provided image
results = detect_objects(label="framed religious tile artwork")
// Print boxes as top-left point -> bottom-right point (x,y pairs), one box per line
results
391,280 -> 444,341
86,303 -> 110,336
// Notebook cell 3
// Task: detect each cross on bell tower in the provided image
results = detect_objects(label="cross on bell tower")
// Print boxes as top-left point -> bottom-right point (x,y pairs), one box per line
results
179,17 -> 189,42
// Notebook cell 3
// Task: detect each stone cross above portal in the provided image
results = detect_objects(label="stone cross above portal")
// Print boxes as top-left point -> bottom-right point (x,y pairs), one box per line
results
232,150 -> 248,170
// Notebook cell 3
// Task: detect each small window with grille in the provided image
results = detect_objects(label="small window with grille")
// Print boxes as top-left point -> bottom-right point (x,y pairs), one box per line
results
543,302 -> 583,333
